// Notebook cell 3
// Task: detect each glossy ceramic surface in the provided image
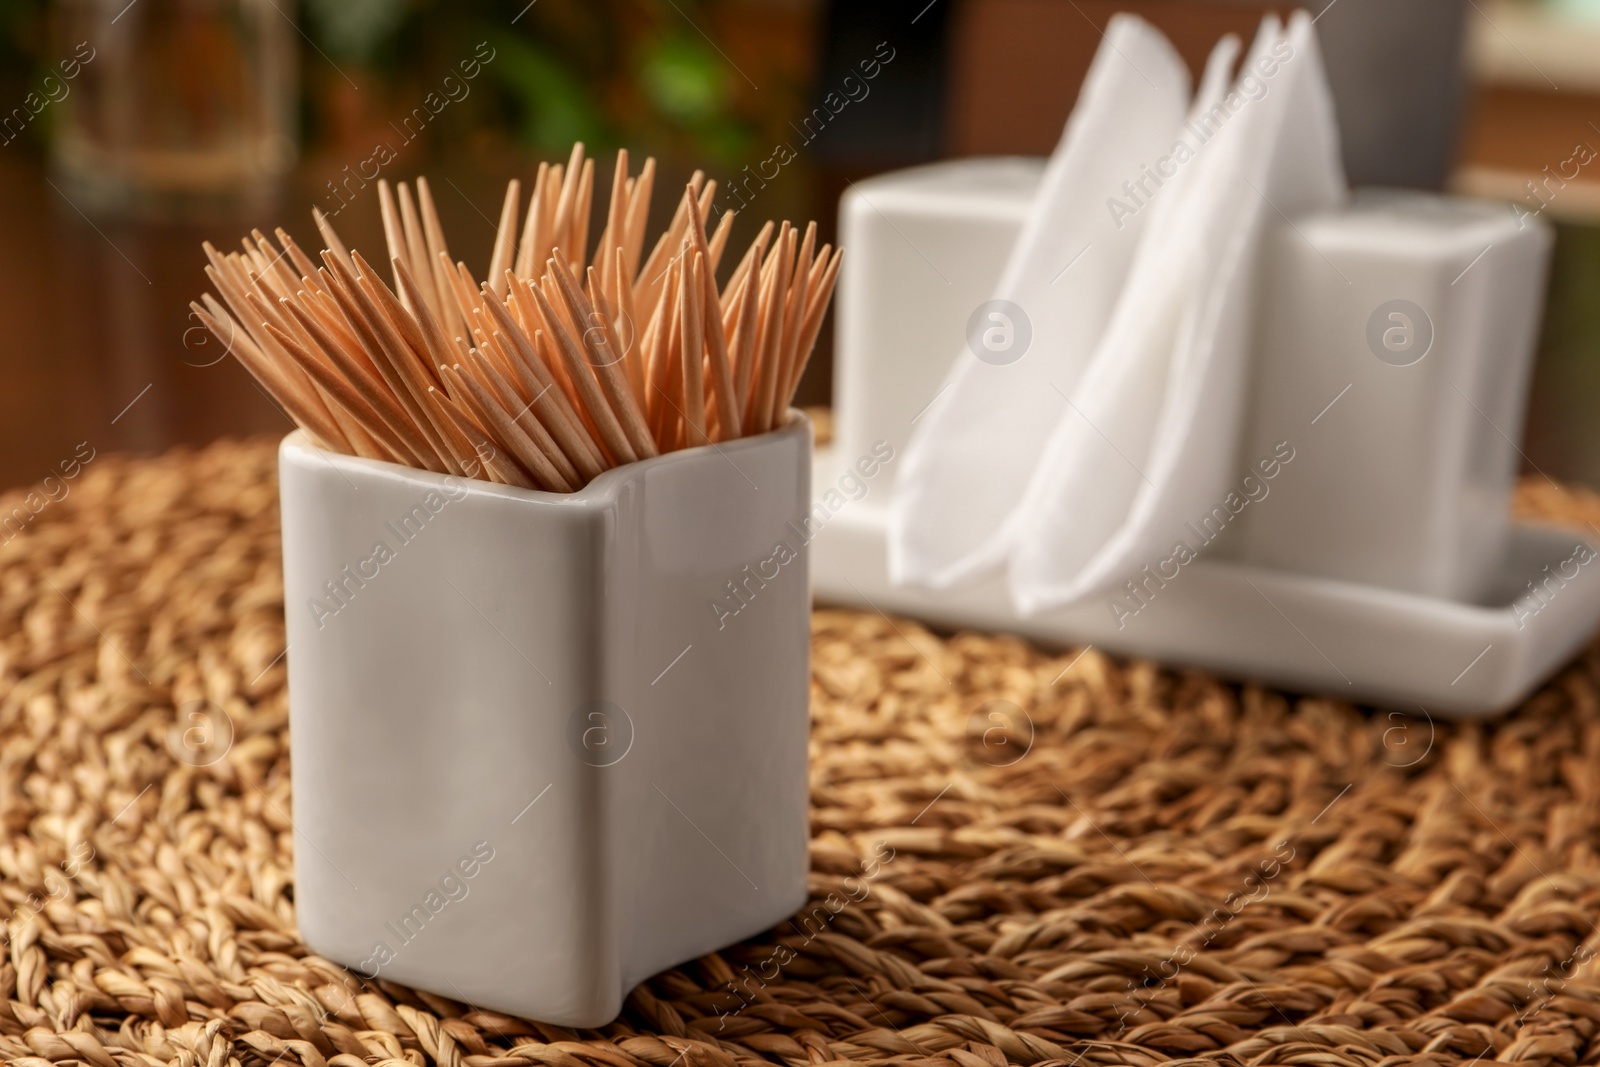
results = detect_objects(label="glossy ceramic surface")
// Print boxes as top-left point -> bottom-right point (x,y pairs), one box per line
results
822,159 -> 1594,715
279,416 -> 812,1026
813,453 -> 1600,717
1232,189 -> 1552,600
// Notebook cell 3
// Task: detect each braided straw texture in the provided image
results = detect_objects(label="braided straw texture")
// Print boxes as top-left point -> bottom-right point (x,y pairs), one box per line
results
2,438 -> 1600,1067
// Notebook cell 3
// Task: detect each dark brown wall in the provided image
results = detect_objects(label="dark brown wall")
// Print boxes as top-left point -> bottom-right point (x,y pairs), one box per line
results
946,0 -> 1288,157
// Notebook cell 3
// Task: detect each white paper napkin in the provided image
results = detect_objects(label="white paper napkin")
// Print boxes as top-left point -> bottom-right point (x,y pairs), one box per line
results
1011,11 -> 1346,614
887,14 -> 1191,589
888,12 -> 1347,618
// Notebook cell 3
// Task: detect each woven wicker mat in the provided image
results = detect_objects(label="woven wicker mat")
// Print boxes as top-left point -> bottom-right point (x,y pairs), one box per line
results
4,439 -> 1600,1067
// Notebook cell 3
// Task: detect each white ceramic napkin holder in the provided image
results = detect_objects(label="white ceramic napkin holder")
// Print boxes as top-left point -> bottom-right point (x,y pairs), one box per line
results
1233,188 -> 1551,602
279,416 -> 812,1026
815,159 -> 1600,717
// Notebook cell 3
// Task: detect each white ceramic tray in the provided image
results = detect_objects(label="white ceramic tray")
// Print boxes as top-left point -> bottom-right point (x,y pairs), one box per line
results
811,449 -> 1600,717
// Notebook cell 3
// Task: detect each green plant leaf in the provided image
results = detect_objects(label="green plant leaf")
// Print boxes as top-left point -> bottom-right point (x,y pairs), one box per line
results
487,32 -> 609,149
639,34 -> 730,125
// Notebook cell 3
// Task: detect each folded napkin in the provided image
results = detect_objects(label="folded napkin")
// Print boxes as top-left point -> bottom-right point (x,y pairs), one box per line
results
890,12 -> 1347,616
887,14 -> 1192,589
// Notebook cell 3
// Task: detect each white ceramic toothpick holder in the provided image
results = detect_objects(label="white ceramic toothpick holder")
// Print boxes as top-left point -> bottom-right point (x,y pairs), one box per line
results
279,416 -> 812,1027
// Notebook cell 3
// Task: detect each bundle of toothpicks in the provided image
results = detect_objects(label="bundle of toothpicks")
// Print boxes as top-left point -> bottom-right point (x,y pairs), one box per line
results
192,143 -> 841,492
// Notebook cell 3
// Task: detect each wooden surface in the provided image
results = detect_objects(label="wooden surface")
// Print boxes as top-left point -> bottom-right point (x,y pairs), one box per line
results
0,148 -> 821,496
0,3 -> 1595,496
0,153 -> 346,493
0,151 -> 520,493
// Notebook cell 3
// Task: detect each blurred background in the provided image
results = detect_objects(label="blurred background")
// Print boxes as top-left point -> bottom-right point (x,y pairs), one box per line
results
0,0 -> 1597,492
